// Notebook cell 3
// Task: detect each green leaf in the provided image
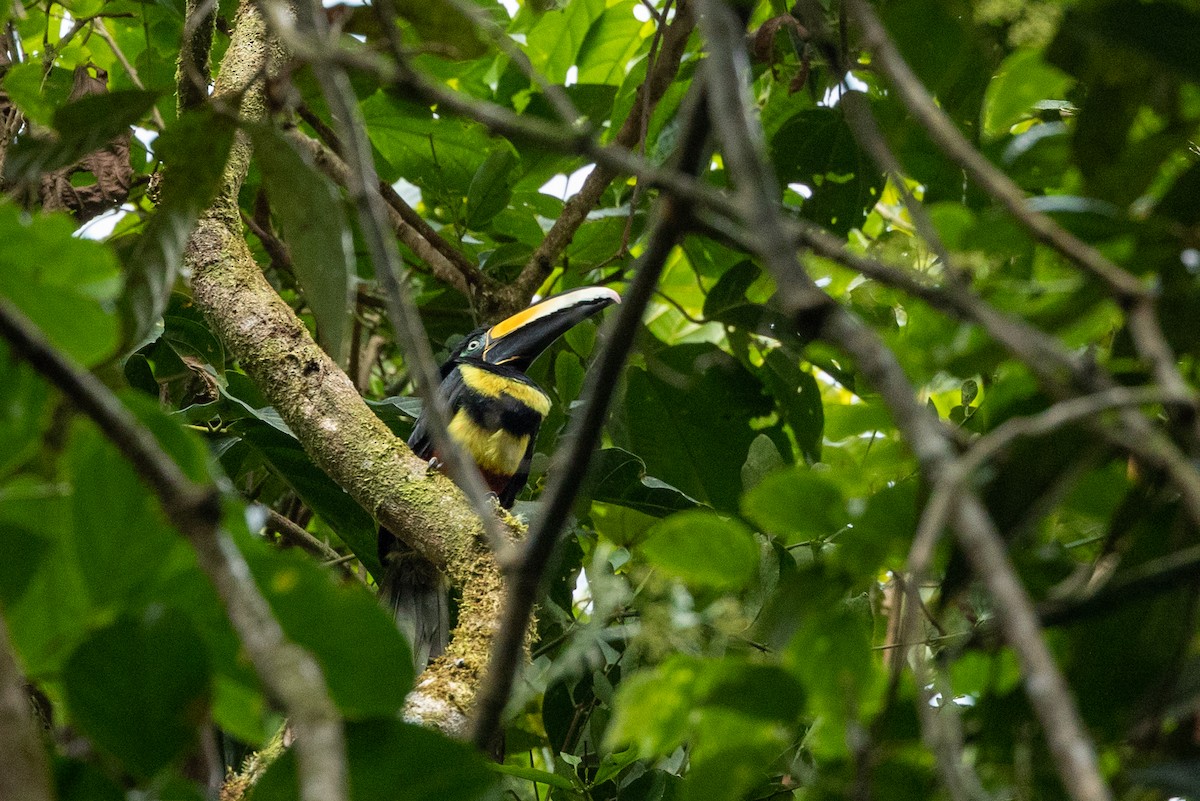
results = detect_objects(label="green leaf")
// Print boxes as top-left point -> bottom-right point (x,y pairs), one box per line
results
606,656 -> 703,757
526,0 -> 605,84
981,50 -> 1073,139
0,478 -> 91,677
465,145 -> 520,230
769,107 -> 883,236
63,609 -> 212,778
489,763 -> 577,791
607,655 -> 801,762
0,203 -> 121,366
586,448 -> 701,517
741,467 -> 847,545
0,342 -> 50,476
5,90 -> 159,179
759,350 -> 823,463
254,718 -> 495,801
638,510 -> 758,590
0,523 -> 51,605
252,126 -> 356,364
576,0 -> 646,86
250,550 -> 412,717
70,424 -> 184,608
617,344 -> 772,511
838,480 -> 917,578
1,64 -> 73,126
361,93 -> 494,204
391,0 -> 487,59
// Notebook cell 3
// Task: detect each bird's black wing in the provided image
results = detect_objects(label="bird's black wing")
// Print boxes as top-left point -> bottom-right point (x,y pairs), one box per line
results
406,366 -> 466,460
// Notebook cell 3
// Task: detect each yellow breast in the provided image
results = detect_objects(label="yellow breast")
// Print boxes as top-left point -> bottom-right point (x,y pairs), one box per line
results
447,410 -> 531,475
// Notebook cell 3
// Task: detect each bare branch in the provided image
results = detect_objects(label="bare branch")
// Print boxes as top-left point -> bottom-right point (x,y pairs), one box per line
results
0,292 -> 348,801
510,1 -> 696,314
177,0 -> 216,113
847,0 -> 1198,426
469,81 -> 714,752
694,2 -> 1112,799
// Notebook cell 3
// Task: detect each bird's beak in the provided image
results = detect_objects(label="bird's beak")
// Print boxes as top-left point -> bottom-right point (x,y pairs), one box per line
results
482,286 -> 621,370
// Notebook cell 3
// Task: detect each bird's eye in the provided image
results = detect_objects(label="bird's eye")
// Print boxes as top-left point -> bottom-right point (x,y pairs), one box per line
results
465,338 -> 482,352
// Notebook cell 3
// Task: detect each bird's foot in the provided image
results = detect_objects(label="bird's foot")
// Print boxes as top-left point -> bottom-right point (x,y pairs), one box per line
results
427,456 -> 444,472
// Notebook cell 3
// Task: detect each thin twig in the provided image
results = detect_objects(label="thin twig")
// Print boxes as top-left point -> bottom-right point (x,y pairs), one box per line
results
263,507 -> 367,584
509,0 -> 696,312
0,296 -> 348,801
469,81 -> 713,752
694,3 -> 1111,799
847,0 -> 1198,430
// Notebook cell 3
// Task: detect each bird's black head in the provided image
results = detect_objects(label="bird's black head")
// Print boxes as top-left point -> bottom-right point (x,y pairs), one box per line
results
449,286 -> 620,374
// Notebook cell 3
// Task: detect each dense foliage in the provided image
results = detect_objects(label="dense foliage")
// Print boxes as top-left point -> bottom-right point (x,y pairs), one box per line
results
2,0 -> 1200,799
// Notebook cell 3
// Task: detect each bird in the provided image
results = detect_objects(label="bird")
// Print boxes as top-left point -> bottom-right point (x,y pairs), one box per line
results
379,286 -> 621,671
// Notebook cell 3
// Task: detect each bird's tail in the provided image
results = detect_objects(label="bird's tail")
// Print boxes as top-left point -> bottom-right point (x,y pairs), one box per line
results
379,533 -> 449,674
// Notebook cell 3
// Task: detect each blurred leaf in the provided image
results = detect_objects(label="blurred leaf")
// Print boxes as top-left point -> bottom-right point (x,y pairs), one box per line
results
981,50 -> 1073,139
6,90 -> 158,178
250,549 -> 412,718
391,0 -> 487,58
741,467 -> 846,545
70,424 -> 184,608
253,126 -> 356,364
0,478 -> 90,677
63,608 -> 211,778
254,717 -> 495,801
0,342 -> 50,476
465,145 -> 520,230
608,655 -> 801,764
838,480 -> 917,578
1129,761 -> 1200,797
0,203 -> 121,366
1,64 -> 73,126
638,510 -> 758,590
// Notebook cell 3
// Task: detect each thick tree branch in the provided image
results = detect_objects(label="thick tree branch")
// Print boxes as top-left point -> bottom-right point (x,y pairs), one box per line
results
0,291 -> 347,801
0,613 -> 51,801
185,0 -> 512,736
695,2 -> 1112,799
177,0 -> 216,113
